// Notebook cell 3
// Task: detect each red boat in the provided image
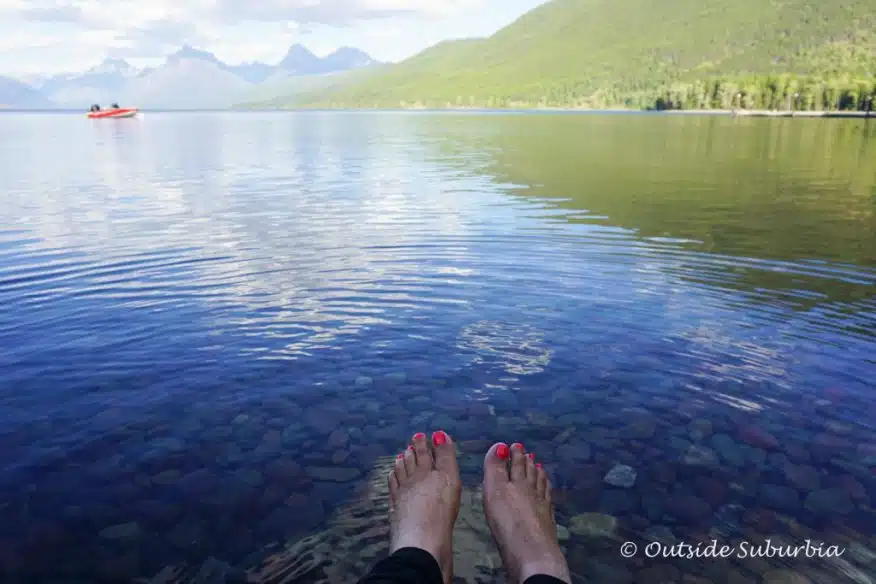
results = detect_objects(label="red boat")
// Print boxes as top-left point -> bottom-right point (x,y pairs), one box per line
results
86,105 -> 138,119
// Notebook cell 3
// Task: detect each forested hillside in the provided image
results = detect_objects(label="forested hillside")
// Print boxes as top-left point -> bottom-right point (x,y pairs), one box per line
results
262,0 -> 876,110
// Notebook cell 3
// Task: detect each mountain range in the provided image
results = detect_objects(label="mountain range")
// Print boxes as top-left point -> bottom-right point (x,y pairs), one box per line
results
0,44 -> 378,109
252,0 -> 876,111
9,0 -> 876,112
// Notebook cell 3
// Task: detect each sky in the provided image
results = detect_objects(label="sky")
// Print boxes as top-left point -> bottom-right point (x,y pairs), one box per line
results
0,0 -> 548,77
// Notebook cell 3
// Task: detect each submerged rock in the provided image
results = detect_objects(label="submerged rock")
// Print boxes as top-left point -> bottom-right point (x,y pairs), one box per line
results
265,459 -> 302,480
150,437 -> 186,453
571,557 -> 633,584
99,522 -> 140,540
690,418 -> 714,437
410,411 -> 432,426
804,488 -> 854,516
386,372 -> 407,384
684,445 -> 719,467
711,504 -> 744,538
556,442 -> 591,462
711,433 -> 746,467
285,493 -> 309,508
178,468 -> 219,495
666,494 -> 712,523
637,564 -> 680,584
553,427 -> 575,444
763,570 -> 812,584
835,475 -> 868,501
599,490 -> 637,514
167,521 -> 203,550
305,466 -> 362,482
603,464 -> 637,488
742,507 -> 777,533
327,428 -> 350,449
620,416 -> 657,440
151,469 -> 181,485
695,476 -> 728,507
431,414 -> 456,430
556,524 -> 570,542
459,440 -> 494,452
569,513 -> 617,538
191,557 -> 244,584
282,423 -> 305,443
234,468 -> 265,488
525,410 -> 552,426
738,425 -> 779,450
783,463 -> 820,491
759,484 -> 801,512
857,443 -> 876,459
644,525 -> 677,545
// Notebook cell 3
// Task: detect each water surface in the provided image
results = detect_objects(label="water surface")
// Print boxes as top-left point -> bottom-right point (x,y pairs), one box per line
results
0,112 -> 874,583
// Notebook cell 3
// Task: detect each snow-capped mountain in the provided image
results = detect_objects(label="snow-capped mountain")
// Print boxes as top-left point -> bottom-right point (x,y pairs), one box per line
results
17,45 -> 380,109
84,57 -> 140,78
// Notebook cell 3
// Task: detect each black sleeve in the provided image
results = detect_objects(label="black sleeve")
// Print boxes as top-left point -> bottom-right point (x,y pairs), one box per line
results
523,576 -> 569,584
358,547 -> 444,584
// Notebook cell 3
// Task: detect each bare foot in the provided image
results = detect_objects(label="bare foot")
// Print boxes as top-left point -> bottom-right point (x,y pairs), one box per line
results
388,431 -> 462,584
482,442 -> 571,584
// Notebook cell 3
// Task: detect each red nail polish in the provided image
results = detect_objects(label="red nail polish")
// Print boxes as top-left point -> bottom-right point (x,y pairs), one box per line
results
407,444 -> 414,450
432,430 -> 448,446
397,454 -> 404,460
496,444 -> 510,459
512,442 -> 524,451
536,463 -> 543,469
528,453 -> 535,460
413,432 -> 426,440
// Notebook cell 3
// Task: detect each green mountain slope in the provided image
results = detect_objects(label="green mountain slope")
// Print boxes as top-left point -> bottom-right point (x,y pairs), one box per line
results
235,68 -> 381,108
271,0 -> 876,110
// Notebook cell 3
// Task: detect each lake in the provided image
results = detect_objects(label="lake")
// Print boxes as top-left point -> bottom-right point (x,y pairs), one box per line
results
0,111 -> 874,583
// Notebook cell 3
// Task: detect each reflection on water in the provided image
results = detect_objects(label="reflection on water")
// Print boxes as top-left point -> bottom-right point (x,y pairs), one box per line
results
0,112 -> 873,583
459,320 -> 553,377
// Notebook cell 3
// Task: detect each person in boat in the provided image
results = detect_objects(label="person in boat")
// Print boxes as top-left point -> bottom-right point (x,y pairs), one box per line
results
111,102 -> 120,109
90,104 -> 101,112
356,431 -> 571,584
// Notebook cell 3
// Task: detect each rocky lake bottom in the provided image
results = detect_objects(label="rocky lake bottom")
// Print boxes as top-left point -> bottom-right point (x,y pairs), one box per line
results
2,368 -> 874,584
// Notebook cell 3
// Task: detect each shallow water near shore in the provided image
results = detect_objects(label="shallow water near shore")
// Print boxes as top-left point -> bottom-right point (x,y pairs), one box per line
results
0,111 -> 874,583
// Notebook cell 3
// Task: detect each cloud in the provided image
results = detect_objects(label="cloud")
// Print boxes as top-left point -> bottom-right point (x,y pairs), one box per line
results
0,0 -> 490,74
2,0 -> 484,52
19,0 -> 84,22
113,18 -> 204,56
210,0 -> 482,24
7,0 -> 484,27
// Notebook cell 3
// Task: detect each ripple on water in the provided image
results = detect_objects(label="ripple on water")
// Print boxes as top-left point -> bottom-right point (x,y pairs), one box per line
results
0,112 -> 873,583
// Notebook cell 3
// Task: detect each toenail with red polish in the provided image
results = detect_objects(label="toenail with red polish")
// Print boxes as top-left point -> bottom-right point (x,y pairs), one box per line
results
536,463 -> 543,469
496,444 -> 510,459
528,453 -> 535,460
397,454 -> 404,459
432,430 -> 448,446
413,432 -> 426,440
512,442 -> 524,451
407,444 -> 414,450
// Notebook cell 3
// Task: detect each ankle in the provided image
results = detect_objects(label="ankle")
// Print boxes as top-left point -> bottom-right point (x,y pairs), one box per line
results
391,534 -> 445,565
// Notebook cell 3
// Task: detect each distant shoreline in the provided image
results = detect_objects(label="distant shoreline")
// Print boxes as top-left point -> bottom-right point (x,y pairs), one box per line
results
236,104 -> 874,117
3,107 -> 873,118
